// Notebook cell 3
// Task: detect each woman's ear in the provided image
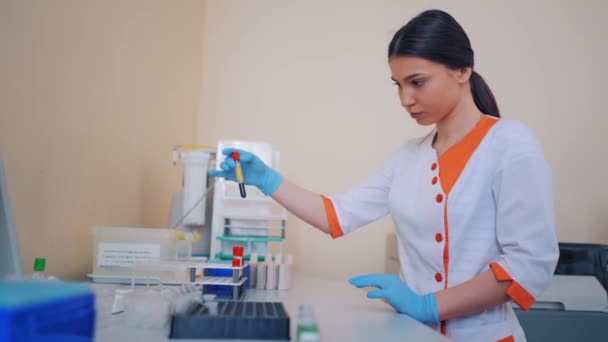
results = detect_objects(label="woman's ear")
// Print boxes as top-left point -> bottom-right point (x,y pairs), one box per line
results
457,67 -> 473,84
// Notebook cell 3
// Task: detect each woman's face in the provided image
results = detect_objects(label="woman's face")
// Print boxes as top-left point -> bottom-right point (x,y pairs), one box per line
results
389,56 -> 471,126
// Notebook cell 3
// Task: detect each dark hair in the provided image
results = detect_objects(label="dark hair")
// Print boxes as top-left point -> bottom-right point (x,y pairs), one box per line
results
388,9 -> 500,118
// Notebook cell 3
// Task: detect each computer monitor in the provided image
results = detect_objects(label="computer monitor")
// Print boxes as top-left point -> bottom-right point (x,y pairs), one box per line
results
0,154 -> 23,277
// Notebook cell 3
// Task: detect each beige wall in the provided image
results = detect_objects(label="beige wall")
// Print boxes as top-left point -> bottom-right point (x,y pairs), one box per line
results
0,0 -> 205,279
198,0 -> 608,280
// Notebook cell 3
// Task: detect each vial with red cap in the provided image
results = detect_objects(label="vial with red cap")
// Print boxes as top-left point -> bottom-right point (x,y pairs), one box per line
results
232,246 -> 244,267
231,151 -> 247,198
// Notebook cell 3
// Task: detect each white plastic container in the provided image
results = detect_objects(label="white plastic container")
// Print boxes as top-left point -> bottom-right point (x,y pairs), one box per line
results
90,227 -> 180,283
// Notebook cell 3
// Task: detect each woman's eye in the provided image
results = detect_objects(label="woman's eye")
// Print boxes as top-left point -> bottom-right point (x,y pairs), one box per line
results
412,79 -> 425,87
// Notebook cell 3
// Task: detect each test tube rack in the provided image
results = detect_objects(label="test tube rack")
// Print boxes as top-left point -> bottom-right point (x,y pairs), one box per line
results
195,263 -> 249,301
129,261 -> 249,300
170,301 -> 290,340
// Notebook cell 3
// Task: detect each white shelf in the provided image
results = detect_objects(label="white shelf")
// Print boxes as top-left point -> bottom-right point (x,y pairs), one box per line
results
88,274 -> 176,286
223,213 -> 286,221
197,276 -> 247,286
87,274 -> 248,287
130,261 -> 245,272
223,225 -> 285,230
197,263 -> 244,270
223,196 -> 275,204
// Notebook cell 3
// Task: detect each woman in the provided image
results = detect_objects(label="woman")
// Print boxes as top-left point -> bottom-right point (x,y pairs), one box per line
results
210,9 -> 558,342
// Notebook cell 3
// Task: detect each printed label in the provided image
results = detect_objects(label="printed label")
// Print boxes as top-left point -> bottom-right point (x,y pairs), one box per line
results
97,243 -> 161,267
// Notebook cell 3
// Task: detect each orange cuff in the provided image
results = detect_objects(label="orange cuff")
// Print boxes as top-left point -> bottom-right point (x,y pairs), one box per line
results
321,195 -> 344,239
490,262 -> 536,311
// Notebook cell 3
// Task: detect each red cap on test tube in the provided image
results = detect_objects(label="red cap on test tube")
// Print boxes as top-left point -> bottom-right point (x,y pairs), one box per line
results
233,246 -> 244,257
232,258 -> 241,267
231,151 -> 247,198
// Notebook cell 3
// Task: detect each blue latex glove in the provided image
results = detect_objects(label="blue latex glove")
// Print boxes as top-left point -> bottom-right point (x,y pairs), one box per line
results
208,148 -> 283,196
349,274 -> 440,325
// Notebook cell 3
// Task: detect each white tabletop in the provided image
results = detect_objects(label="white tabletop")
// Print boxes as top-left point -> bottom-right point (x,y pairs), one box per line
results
94,275 -> 450,341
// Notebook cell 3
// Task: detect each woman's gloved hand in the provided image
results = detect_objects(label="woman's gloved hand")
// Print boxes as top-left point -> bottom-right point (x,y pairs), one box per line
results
349,273 -> 440,325
208,148 -> 283,196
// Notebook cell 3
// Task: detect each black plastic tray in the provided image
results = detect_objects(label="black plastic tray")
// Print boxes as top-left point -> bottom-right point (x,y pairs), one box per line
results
170,301 -> 290,340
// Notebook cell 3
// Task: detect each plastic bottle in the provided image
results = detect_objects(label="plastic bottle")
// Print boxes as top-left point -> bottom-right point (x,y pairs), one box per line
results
297,304 -> 320,342
278,254 -> 293,290
32,257 -> 46,280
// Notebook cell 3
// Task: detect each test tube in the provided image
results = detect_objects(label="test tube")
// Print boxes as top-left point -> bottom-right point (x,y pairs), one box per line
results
249,252 -> 258,288
231,151 -> 246,198
266,253 -> 277,290
232,246 -> 244,283
189,267 -> 197,283
256,263 -> 267,290
232,246 -> 244,265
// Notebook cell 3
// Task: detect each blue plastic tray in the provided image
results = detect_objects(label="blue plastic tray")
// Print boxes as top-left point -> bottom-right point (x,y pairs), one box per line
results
205,263 -> 250,300
0,280 -> 95,342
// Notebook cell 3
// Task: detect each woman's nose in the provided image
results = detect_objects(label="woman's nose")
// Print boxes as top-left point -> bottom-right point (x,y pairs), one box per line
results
400,89 -> 415,108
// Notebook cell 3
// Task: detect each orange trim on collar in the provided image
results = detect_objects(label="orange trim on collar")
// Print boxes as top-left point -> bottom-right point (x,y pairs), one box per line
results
321,195 -> 344,239
490,262 -> 536,311
438,115 -> 498,195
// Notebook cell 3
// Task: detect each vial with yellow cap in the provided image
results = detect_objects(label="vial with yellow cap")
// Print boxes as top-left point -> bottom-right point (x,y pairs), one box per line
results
232,151 -> 246,198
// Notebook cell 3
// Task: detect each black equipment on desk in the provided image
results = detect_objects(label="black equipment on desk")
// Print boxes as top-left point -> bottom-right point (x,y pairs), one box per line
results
515,242 -> 608,342
554,242 -> 608,293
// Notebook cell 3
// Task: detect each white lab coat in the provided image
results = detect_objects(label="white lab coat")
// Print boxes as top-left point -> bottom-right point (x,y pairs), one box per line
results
322,116 -> 559,342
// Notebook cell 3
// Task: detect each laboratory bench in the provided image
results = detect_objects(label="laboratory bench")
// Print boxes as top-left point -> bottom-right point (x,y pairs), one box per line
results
94,275 -> 450,342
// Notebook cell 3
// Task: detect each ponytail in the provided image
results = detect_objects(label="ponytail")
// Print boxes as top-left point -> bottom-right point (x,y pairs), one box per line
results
470,71 -> 500,118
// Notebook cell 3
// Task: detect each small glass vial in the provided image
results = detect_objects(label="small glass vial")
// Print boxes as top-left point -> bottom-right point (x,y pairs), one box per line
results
297,304 -> 320,342
32,257 -> 46,280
